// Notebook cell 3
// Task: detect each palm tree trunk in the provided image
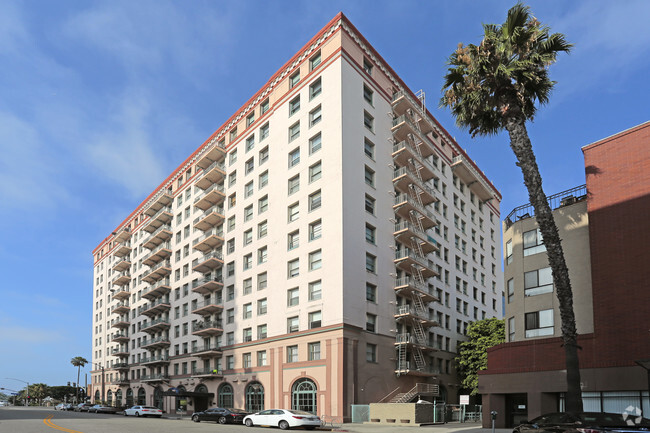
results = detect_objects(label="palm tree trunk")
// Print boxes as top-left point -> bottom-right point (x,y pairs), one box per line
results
77,367 -> 81,403
504,111 -> 584,414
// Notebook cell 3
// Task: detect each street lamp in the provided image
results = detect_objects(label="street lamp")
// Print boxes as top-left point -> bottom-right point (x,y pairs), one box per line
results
92,364 -> 105,403
5,378 -> 29,406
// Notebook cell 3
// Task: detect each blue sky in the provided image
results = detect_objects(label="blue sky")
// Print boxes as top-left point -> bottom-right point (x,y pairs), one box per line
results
1,0 -> 649,389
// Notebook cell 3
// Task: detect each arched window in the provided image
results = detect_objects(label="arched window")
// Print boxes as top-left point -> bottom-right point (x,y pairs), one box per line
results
106,390 -> 113,406
218,383 -> 233,408
195,384 -> 208,394
126,389 -> 133,407
137,387 -> 146,405
245,382 -> 264,412
115,389 -> 123,407
94,390 -> 100,403
291,378 -> 317,414
153,387 -> 163,409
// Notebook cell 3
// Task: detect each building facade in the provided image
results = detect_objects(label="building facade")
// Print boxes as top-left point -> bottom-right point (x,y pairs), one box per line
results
90,13 -> 502,419
480,121 -> 650,428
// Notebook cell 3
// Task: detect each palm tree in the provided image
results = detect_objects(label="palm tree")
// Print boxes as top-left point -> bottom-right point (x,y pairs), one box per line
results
440,3 -> 582,413
30,383 -> 48,406
71,356 -> 88,403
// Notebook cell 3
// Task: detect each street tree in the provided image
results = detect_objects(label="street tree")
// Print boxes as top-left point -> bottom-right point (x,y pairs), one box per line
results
456,318 -> 505,395
70,356 -> 88,403
440,2 -> 582,412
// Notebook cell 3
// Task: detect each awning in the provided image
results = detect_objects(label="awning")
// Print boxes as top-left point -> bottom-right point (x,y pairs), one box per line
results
162,390 -> 214,398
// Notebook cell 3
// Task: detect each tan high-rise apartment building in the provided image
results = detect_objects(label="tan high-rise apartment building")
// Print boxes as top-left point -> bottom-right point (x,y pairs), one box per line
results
90,13 -> 502,419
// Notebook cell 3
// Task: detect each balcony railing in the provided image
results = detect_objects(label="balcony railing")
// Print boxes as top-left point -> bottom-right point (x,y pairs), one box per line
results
392,140 -> 436,177
141,374 -> 169,382
142,277 -> 171,300
191,368 -> 222,377
144,188 -> 173,217
393,167 -> 436,201
504,184 -> 587,229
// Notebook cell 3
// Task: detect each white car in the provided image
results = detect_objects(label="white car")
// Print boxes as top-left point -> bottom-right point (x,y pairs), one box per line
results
243,409 -> 320,430
123,405 -> 163,417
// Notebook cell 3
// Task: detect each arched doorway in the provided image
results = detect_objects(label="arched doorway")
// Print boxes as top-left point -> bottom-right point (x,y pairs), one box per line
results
115,389 -> 122,407
291,378 -> 317,414
107,390 -> 113,406
153,387 -> 163,409
194,384 -> 209,412
94,390 -> 100,403
176,386 -> 186,412
245,382 -> 264,412
126,388 -> 133,407
217,383 -> 233,408
137,387 -> 146,405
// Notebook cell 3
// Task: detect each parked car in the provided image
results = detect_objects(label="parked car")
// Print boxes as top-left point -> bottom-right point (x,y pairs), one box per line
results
54,403 -> 71,411
89,404 -> 119,414
75,403 -> 94,412
192,407 -> 250,424
124,405 -> 163,417
514,412 -> 650,433
243,409 -> 320,430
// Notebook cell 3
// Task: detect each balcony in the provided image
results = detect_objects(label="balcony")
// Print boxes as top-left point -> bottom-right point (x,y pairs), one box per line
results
391,114 -> 435,149
142,277 -> 171,301
394,250 -> 438,278
141,374 -> 170,383
111,271 -> 131,287
142,225 -> 172,250
142,206 -> 173,233
112,287 -> 130,301
111,302 -> 130,315
394,363 -> 438,377
393,168 -> 437,205
191,368 -> 223,379
191,298 -> 223,316
142,242 -> 172,267
451,154 -> 497,202
141,336 -> 171,350
391,91 -> 435,134
193,205 -> 225,231
141,318 -> 171,334
196,141 -> 226,169
392,140 -> 436,180
140,298 -> 171,318
111,347 -> 129,358
195,161 -> 226,190
112,378 -> 130,386
144,188 -> 173,217
394,305 -> 438,328
192,251 -> 223,274
111,316 -> 130,329
111,333 -> 129,343
394,277 -> 438,303
192,275 -> 224,296
393,194 -> 437,229
192,228 -> 224,253
192,320 -> 224,337
141,260 -> 171,284
191,344 -> 222,358
394,333 -> 436,352
193,184 -> 225,211
111,258 -> 131,273
113,362 -> 129,371
394,222 -> 438,254
140,355 -> 170,366
113,241 -> 132,258
113,227 -> 132,244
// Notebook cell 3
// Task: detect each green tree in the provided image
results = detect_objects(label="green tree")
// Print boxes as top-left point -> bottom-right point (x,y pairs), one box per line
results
29,383 -> 48,405
456,318 -> 505,395
440,3 -> 582,412
71,356 -> 88,403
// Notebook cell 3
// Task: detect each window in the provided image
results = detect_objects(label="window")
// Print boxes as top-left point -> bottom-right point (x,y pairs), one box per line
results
245,181 -> 254,198
227,216 -> 236,232
259,146 -> 269,165
309,78 -> 322,99
507,278 -> 514,303
288,202 -> 299,222
363,111 -> 374,131
363,57 -> 373,75
366,343 -> 376,362
289,122 -> 300,142
364,166 -> 375,186
244,205 -> 253,222
286,344 -> 298,362
506,239 -> 513,264
243,278 -> 253,295
289,71 -> 300,88
308,342 -> 321,361
364,194 -> 375,214
309,219 -> 321,241
364,138 -> 375,159
246,135 -> 255,152
309,162 -> 321,183
257,325 -> 267,340
243,253 -> 252,270
365,253 -> 376,273
288,175 -> 300,195
309,105 -> 322,127
246,112 -> 255,127
228,148 -> 237,166
309,250 -> 322,271
365,224 -> 376,244
366,313 -> 376,332
308,280 -> 321,301
524,267 -> 554,296
257,298 -> 267,315
523,228 -> 546,256
287,317 -> 299,334
287,259 -> 299,278
243,229 -> 253,245
258,195 -> 268,213
363,84 -> 373,104
257,350 -> 267,366
508,317 -> 515,342
288,147 -> 300,167
308,311 -> 321,329
245,157 -> 254,175
287,288 -> 299,306
243,351 -> 252,366
288,230 -> 299,250
366,282 -> 377,302
257,246 -> 267,264
309,133 -> 321,154
243,303 -> 252,319
525,309 -> 554,338
229,127 -> 238,142
228,193 -> 236,209
257,272 -> 267,290
308,190 -> 321,211
258,220 -> 267,238
309,51 -> 321,70
226,308 -> 235,324
260,99 -> 269,115
260,122 -> 269,141
289,96 -> 300,116
259,170 -> 268,188
226,356 -> 234,370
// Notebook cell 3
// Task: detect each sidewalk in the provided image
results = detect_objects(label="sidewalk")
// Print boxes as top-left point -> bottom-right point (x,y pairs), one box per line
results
328,422 -> 511,433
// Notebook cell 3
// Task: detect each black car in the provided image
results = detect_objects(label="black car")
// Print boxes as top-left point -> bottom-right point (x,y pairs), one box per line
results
191,407 -> 250,424
514,412 -> 650,433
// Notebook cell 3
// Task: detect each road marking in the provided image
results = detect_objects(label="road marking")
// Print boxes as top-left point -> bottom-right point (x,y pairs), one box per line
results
43,414 -> 84,433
